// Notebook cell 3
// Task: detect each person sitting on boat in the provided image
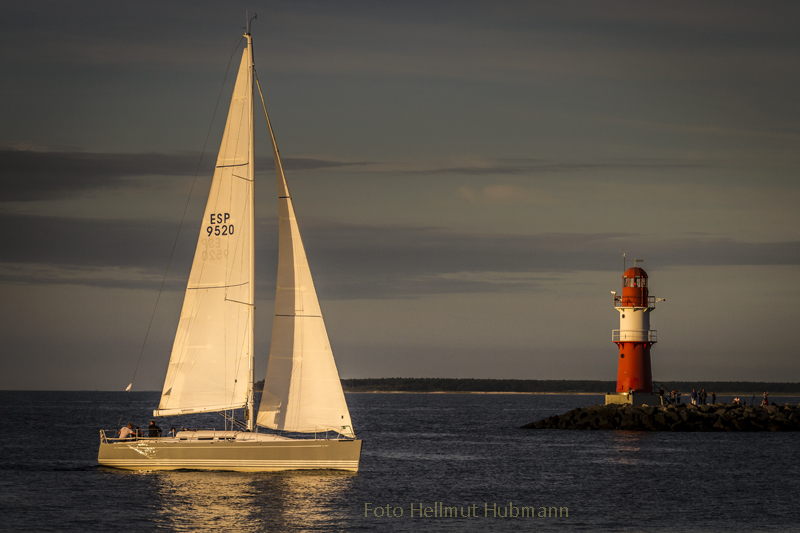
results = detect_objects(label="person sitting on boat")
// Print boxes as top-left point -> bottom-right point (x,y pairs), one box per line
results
169,427 -> 177,438
118,423 -> 135,440
148,420 -> 162,438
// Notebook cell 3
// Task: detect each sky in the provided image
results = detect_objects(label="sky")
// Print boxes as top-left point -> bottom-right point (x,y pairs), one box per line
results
1,1 -> 799,390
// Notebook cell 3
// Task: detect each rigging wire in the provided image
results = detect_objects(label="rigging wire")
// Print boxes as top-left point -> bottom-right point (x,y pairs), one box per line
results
115,35 -> 247,431
253,68 -> 281,159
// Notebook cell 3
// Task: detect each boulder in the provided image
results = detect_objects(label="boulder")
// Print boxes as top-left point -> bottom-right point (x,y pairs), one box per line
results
521,402 -> 800,432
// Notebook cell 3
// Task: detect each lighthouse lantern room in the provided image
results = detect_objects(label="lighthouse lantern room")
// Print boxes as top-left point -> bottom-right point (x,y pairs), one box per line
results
606,258 -> 665,406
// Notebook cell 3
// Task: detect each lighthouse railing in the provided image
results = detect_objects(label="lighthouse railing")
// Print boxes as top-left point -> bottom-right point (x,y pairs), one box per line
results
612,329 -> 657,342
614,295 -> 656,309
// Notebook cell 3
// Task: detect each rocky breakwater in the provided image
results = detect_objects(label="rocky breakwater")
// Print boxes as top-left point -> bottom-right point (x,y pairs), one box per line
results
522,403 -> 800,431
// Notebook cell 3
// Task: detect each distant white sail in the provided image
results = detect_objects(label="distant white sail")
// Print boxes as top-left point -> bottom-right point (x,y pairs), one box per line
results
256,121 -> 354,436
125,383 -> 132,392
156,46 -> 254,417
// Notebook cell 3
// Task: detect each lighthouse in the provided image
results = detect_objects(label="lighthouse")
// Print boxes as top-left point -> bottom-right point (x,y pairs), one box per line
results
606,258 -> 665,406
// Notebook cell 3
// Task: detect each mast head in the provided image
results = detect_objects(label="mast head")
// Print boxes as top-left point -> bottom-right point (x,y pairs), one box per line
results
246,11 -> 257,35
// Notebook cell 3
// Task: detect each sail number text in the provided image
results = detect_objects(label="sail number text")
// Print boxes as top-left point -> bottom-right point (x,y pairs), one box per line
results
207,213 -> 234,237
201,237 -> 228,260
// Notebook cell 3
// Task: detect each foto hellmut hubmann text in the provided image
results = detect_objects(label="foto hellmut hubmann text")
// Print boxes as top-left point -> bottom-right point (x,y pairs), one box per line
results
364,502 -> 568,519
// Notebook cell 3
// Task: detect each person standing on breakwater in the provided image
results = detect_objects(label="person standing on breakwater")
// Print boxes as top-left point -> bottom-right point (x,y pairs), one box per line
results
711,392 -> 716,404
659,387 -> 665,405
763,391 -> 769,405
670,390 -> 676,404
700,389 -> 707,405
691,389 -> 697,405
677,390 -> 682,404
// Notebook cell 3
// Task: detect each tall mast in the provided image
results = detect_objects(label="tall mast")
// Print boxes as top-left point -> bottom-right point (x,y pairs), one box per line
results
246,30 -> 255,431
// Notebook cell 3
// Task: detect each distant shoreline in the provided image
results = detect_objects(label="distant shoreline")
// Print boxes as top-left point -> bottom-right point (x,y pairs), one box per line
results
9,380 -> 797,395
3,387 -> 799,396
333,378 -> 800,396
342,390 -> 800,396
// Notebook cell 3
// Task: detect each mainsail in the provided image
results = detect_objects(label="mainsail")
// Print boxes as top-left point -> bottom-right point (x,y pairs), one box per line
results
256,113 -> 354,437
156,42 -> 255,417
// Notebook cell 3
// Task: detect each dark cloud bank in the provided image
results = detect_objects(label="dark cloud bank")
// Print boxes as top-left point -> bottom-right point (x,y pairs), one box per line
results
0,147 -> 364,201
0,148 -> 712,202
400,158 -> 711,176
3,213 -> 798,298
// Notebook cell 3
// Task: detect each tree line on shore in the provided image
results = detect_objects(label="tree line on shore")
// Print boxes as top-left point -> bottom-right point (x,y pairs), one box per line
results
252,378 -> 799,394
256,378 -> 799,394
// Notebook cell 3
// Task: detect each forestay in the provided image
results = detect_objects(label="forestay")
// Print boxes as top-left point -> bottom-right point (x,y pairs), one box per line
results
156,46 -> 254,417
256,118 -> 354,437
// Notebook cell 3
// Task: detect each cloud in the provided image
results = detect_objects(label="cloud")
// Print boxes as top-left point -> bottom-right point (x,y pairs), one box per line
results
252,2 -> 800,83
0,263 -> 171,290
383,157 -> 712,177
0,146 -> 711,204
4,213 -> 798,299
608,119 -> 800,144
0,147 -> 367,201
3,213 -> 190,268
458,184 -> 553,204
5,1 -> 798,87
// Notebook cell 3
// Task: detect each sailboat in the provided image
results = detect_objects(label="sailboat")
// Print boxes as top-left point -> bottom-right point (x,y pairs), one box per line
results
98,27 -> 361,472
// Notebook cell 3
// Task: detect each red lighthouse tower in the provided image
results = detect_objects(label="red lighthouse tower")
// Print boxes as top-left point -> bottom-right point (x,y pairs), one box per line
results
607,258 -> 665,405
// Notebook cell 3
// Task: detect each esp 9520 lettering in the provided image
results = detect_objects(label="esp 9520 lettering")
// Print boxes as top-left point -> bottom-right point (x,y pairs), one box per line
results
207,213 -> 234,236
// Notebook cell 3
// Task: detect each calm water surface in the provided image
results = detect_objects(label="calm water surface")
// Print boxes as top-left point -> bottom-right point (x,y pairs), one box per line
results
0,391 -> 798,532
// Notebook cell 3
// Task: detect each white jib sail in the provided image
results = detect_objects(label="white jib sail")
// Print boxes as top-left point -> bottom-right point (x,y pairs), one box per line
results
256,119 -> 354,437
156,45 -> 254,417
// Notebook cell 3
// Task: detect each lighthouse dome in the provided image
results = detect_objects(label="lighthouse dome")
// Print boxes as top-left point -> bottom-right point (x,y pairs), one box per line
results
623,267 -> 648,287
621,267 -> 649,305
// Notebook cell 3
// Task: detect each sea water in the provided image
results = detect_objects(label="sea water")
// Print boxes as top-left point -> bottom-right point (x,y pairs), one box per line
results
0,391 -> 798,532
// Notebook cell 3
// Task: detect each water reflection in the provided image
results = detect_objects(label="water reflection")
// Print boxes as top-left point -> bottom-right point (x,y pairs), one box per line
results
140,470 -> 356,532
590,431 -> 656,466
609,430 -> 652,452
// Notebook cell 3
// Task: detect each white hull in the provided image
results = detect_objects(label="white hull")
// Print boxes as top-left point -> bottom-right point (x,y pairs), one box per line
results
98,435 -> 361,472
